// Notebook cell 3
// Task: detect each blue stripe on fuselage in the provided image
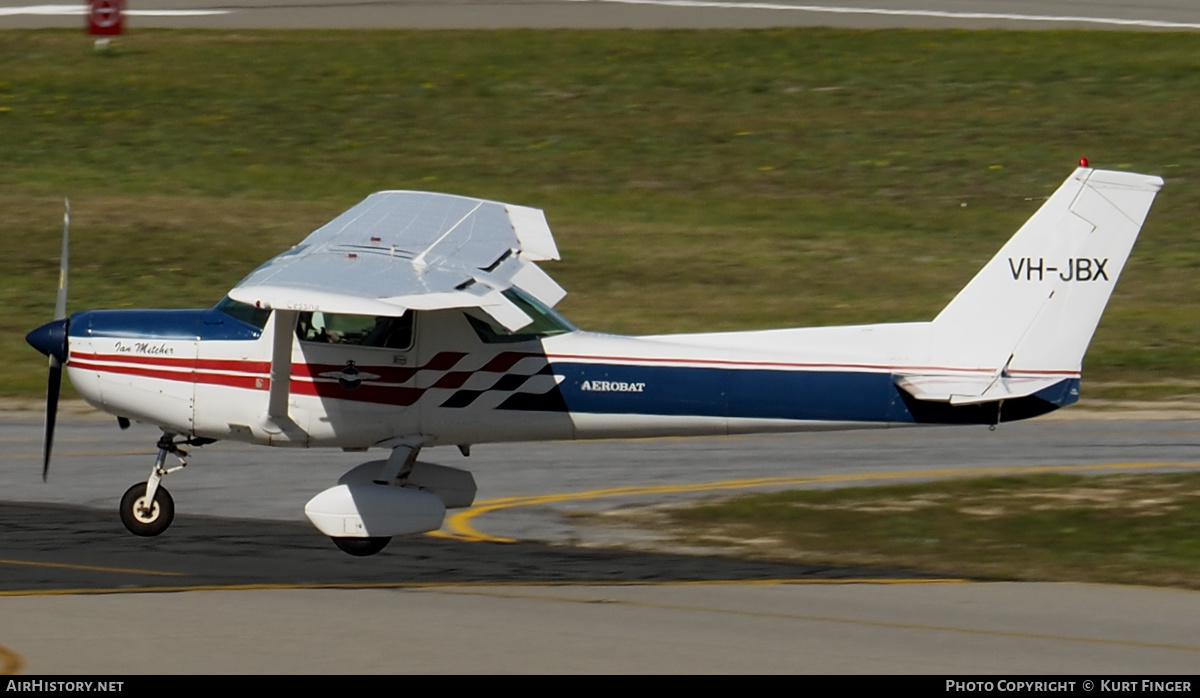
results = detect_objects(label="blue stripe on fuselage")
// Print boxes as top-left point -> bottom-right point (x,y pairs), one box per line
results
552,362 -> 1078,425
69,308 -> 262,341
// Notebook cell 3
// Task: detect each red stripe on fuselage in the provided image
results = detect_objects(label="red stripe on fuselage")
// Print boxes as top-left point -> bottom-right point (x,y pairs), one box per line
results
67,350 -> 477,406
72,352 -> 272,374
69,359 -> 268,391
543,352 -> 1079,376
76,349 -> 1064,379
289,380 -> 425,406
292,351 -> 469,383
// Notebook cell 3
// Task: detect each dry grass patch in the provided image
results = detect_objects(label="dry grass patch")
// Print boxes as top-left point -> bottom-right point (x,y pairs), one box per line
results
593,473 -> 1200,588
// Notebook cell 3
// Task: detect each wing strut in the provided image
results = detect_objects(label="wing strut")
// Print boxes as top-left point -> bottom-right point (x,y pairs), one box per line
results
268,310 -> 297,420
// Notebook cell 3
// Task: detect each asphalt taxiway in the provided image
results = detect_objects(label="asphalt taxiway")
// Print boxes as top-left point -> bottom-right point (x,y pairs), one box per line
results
4,582 -> 1198,674
6,412 -> 1200,541
3,413 -> 1200,672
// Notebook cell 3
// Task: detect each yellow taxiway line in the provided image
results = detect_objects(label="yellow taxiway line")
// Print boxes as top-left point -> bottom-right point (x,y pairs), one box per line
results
0,576 -> 967,598
0,558 -> 186,577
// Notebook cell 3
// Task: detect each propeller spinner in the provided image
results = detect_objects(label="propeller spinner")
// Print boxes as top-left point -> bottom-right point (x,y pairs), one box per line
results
25,200 -> 70,481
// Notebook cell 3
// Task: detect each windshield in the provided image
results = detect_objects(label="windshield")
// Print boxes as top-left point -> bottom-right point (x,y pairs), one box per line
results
215,296 -> 271,330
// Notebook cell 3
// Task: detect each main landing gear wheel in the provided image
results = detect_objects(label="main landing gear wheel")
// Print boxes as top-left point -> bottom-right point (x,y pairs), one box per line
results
119,483 -> 175,537
331,536 -> 392,557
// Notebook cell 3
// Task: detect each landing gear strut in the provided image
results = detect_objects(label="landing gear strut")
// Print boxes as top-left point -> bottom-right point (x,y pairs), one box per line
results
118,432 -> 203,537
323,442 -> 420,556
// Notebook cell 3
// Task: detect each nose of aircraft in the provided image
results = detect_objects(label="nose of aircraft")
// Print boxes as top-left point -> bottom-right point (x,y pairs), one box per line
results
27,318 -> 69,364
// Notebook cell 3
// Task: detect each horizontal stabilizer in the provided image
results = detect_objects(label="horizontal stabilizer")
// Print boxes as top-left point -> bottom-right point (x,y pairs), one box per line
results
894,373 -> 1069,405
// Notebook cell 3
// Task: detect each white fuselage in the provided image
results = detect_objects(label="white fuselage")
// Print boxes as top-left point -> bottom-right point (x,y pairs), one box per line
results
64,305 -> 1075,451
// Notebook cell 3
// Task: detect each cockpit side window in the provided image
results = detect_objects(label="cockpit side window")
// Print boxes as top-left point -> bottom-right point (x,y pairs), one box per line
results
296,310 -> 414,349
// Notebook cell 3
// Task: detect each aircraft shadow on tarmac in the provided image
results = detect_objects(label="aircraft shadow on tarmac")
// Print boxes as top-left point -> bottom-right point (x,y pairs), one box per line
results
0,502 -> 944,592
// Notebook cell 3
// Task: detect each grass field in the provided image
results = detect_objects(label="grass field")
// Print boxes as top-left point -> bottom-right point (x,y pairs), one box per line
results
3,29 -> 1200,397
613,471 -> 1200,588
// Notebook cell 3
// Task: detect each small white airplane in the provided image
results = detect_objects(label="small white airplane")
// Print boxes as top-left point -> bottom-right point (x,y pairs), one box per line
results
27,164 -> 1163,555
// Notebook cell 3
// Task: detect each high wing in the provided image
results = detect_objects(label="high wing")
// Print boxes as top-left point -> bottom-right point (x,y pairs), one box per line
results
228,191 -> 565,331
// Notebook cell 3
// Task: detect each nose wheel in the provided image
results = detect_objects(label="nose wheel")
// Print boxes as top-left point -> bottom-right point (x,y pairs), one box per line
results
119,482 -> 175,537
118,431 -> 208,538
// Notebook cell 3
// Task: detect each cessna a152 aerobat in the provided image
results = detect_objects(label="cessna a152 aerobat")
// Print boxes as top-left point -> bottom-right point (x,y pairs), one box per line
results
27,164 -> 1163,555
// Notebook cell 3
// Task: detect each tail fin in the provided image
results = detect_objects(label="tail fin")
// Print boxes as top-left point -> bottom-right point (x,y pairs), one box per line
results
930,167 -> 1162,378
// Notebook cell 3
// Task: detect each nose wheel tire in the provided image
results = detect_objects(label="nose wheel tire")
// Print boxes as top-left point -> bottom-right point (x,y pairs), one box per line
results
331,536 -> 391,557
119,483 -> 175,537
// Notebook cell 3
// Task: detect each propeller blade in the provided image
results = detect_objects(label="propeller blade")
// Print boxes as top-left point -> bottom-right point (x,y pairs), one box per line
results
34,199 -> 69,481
27,319 -> 70,482
43,356 -> 62,481
55,199 -> 69,321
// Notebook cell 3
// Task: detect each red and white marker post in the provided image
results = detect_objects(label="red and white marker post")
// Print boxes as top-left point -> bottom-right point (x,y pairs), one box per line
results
87,0 -> 124,50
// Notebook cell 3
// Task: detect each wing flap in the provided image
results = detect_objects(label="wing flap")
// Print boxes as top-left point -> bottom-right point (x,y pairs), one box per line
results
505,204 -> 559,261
488,255 -> 567,308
